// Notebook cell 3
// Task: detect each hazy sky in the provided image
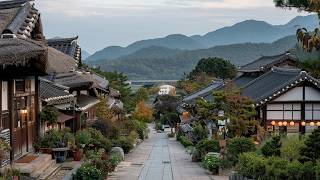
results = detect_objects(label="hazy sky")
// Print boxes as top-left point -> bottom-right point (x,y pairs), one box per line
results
34,0 -> 309,53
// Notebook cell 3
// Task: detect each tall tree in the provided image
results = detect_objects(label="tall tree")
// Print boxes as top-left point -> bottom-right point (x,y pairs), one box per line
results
274,0 -> 320,52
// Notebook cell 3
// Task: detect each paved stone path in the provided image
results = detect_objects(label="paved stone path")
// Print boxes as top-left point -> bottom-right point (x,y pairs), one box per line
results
109,125 -> 228,180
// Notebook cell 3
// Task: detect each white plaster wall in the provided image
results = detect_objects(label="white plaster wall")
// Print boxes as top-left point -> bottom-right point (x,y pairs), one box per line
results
273,87 -> 303,101
305,87 -> 320,101
2,81 -> 8,111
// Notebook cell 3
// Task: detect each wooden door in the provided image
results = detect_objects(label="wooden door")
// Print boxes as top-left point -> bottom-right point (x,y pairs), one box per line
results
13,97 -> 29,159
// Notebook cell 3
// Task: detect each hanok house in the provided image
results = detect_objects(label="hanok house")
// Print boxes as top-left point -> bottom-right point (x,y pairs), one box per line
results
40,78 -> 75,132
0,38 -> 47,161
44,72 -> 100,130
0,0 -> 48,163
242,67 -> 320,134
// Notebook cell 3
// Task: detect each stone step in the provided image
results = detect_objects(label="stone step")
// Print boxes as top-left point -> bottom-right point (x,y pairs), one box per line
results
39,163 -> 60,180
14,154 -> 52,175
30,159 -> 56,178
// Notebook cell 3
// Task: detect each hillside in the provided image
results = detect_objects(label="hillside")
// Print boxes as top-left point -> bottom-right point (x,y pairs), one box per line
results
86,15 -> 318,63
91,35 -> 298,80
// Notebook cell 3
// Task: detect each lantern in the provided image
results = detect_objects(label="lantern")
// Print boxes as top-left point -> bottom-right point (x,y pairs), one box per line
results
278,122 -> 283,126
301,122 -> 306,126
271,121 -> 276,126
310,122 -> 315,126
290,121 -> 295,126
317,122 -> 320,126
283,121 -> 288,126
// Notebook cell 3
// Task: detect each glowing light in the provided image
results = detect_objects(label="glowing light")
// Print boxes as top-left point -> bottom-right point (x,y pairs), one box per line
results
301,122 -> 306,126
283,122 -> 287,126
271,121 -> 276,126
290,121 -> 295,126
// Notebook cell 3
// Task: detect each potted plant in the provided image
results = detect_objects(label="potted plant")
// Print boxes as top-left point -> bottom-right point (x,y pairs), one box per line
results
74,130 -> 91,161
4,167 -> 20,180
0,138 -> 10,161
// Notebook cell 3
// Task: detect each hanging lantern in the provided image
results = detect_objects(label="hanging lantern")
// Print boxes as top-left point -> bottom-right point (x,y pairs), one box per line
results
278,122 -> 283,126
310,122 -> 315,126
271,121 -> 276,126
283,121 -> 288,126
317,122 -> 320,126
301,122 -> 306,126
290,121 -> 295,126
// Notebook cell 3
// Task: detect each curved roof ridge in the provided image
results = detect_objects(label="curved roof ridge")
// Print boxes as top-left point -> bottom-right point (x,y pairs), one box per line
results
0,0 -> 29,10
271,66 -> 301,74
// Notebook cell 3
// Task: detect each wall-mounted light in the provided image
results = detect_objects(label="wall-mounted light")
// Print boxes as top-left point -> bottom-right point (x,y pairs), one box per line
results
290,121 -> 295,126
310,122 -> 315,126
283,122 -> 287,126
20,109 -> 27,114
301,122 -> 306,126
271,121 -> 276,126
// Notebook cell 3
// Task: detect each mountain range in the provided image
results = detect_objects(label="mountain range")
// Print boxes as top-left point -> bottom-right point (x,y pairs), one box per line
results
85,15 -> 319,80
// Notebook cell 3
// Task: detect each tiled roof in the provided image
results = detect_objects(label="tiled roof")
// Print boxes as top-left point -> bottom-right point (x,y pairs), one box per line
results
47,47 -> 78,74
40,78 -> 75,105
0,0 -> 41,39
109,87 -> 121,98
242,67 -> 320,106
76,94 -> 100,111
239,53 -> 297,72
45,72 -> 94,90
233,74 -> 258,88
47,37 -> 81,62
182,80 -> 224,102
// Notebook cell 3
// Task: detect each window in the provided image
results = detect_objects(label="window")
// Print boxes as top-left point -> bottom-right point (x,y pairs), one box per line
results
267,103 -> 301,121
305,103 -> 320,121
15,79 -> 25,92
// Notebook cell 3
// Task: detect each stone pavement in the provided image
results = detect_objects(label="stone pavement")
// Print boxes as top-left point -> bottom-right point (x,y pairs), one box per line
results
108,125 -> 228,180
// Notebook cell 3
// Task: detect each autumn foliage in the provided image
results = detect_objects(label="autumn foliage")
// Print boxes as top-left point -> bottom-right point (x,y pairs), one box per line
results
133,101 -> 154,123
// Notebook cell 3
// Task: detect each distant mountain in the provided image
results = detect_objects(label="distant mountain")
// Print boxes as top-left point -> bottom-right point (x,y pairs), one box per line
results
86,15 -> 318,63
192,15 -> 318,47
91,35 -> 298,80
86,34 -> 205,61
81,50 -> 91,60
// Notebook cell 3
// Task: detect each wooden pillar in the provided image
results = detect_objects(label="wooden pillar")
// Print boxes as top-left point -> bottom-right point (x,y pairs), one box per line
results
35,76 -> 39,140
0,80 -> 2,129
8,80 -> 14,162
300,85 -> 306,135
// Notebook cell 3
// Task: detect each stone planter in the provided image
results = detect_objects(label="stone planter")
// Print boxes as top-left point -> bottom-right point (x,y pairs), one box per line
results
52,147 -> 69,163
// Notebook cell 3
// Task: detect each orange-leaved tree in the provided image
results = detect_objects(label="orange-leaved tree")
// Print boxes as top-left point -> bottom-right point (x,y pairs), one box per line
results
133,101 -> 154,123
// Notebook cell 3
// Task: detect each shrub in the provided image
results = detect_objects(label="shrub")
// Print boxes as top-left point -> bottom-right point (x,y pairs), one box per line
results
196,139 -> 219,160
167,132 -> 175,138
281,135 -> 305,161
236,152 -> 266,179
193,123 -> 207,141
40,106 -> 59,125
110,153 -> 123,167
155,123 -> 163,131
75,130 -> 91,148
37,129 -> 74,148
261,135 -> 281,157
179,136 -> 193,147
75,162 -> 104,180
265,156 -> 289,179
227,137 -> 256,163
300,128 -> 320,163
112,136 -> 134,154
202,153 -> 220,173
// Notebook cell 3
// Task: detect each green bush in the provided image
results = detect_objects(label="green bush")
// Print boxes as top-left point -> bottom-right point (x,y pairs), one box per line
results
37,129 -> 74,148
193,123 -> 207,141
155,123 -> 163,131
265,156 -> 289,179
110,153 -> 123,167
300,128 -> 320,163
167,132 -> 175,138
202,154 -> 220,172
196,139 -> 219,160
112,136 -> 134,154
261,135 -> 281,157
75,162 -> 104,180
281,135 -> 305,161
236,152 -> 266,179
75,130 -> 91,148
179,136 -> 194,147
227,137 -> 256,163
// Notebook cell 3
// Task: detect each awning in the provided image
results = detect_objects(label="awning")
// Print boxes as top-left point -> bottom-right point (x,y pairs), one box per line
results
57,112 -> 74,123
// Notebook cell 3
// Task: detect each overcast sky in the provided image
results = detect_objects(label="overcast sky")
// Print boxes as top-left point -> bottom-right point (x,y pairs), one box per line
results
34,0 -> 309,53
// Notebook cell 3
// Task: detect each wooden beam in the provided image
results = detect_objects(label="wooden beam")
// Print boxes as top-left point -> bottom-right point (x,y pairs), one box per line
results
8,80 -> 14,162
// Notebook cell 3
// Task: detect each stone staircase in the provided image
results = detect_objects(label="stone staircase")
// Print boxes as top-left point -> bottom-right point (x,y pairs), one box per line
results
14,154 -> 60,180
